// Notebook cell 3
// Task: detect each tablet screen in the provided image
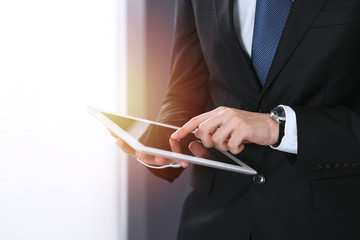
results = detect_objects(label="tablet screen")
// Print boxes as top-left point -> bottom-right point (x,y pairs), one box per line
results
101,112 -> 241,166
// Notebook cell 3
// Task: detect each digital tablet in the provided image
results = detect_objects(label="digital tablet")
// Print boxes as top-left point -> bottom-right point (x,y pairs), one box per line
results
86,106 -> 257,175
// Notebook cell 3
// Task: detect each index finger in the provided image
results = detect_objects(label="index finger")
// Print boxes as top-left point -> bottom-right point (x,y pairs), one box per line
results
171,116 -> 203,140
171,107 -> 227,140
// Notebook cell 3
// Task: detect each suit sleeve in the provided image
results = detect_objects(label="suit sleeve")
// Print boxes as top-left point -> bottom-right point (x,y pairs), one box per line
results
292,105 -> 360,172
148,0 -> 211,182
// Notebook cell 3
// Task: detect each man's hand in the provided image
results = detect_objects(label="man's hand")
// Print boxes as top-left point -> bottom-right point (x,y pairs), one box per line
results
171,106 -> 279,154
109,130 -> 189,168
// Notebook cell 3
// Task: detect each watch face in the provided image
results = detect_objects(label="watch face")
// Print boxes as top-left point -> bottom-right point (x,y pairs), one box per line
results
271,106 -> 286,121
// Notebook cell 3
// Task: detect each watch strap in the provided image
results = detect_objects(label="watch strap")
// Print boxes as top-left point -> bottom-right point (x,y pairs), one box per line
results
273,120 -> 285,147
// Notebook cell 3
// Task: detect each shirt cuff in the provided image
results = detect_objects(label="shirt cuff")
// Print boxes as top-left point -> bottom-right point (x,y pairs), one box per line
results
270,105 -> 298,154
135,158 -> 182,169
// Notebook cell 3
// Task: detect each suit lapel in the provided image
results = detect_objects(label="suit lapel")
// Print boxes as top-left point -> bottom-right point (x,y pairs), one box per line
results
260,0 -> 329,98
213,0 -> 262,102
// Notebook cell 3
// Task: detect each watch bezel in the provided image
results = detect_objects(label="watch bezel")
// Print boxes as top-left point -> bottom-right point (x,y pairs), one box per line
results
270,106 -> 286,122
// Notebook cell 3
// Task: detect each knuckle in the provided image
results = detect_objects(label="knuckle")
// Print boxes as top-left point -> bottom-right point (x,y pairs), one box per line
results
229,116 -> 239,125
241,120 -> 250,128
203,140 -> 214,148
218,144 -> 228,152
228,108 -> 235,113
238,122 -> 249,132
211,135 -> 220,144
227,139 -> 241,152
230,114 -> 240,120
227,142 -> 237,151
198,122 -> 207,131
243,129 -> 252,140
224,108 -> 235,114
194,130 -> 202,139
227,142 -> 240,154
232,144 -> 245,154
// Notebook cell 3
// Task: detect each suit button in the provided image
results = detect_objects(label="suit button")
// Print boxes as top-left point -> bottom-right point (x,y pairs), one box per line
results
324,163 -> 333,169
343,162 -> 351,168
351,163 -> 360,168
253,174 -> 266,185
316,163 -> 324,170
334,163 -> 342,168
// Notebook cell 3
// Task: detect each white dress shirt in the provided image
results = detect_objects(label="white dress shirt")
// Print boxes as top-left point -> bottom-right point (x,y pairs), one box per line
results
234,0 -> 298,154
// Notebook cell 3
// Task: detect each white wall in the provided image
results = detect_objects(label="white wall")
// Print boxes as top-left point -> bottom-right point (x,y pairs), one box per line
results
0,0 -> 124,239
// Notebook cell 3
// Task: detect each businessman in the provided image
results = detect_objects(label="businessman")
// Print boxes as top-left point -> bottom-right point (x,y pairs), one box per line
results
116,0 -> 360,239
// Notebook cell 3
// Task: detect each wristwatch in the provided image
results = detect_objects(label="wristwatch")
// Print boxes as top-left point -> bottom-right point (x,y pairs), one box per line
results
270,106 -> 286,147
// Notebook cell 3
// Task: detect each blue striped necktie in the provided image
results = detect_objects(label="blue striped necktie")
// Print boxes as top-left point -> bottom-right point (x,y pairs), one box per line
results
252,0 -> 293,86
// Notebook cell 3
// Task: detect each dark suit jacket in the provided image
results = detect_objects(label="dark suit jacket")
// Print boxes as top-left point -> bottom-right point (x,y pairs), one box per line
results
151,0 -> 360,239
